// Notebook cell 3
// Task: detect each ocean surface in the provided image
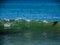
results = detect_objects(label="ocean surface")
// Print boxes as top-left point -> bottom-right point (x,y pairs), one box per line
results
0,0 -> 60,21
0,32 -> 60,45
0,0 -> 60,45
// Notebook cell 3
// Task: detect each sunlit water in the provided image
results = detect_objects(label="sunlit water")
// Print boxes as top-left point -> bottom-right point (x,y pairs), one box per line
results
0,30 -> 60,45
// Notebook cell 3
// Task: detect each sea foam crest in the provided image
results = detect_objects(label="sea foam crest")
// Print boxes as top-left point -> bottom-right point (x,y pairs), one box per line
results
25,19 -> 31,22
4,18 -> 10,21
43,20 -> 48,23
15,18 -> 31,22
15,18 -> 22,21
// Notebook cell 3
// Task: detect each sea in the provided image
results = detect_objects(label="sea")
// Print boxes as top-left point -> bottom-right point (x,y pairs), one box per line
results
0,0 -> 60,45
0,2 -> 60,21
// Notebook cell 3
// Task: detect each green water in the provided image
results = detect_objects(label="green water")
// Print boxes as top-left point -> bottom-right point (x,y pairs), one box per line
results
0,20 -> 60,45
0,30 -> 60,45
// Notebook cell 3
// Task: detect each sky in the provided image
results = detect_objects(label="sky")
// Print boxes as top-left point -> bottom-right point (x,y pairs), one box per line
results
0,0 -> 60,20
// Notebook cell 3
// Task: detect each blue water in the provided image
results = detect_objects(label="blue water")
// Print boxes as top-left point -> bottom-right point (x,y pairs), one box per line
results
0,0 -> 60,20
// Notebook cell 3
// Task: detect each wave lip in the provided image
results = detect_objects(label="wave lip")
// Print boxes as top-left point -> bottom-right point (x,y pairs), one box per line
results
43,20 -> 49,23
4,18 -> 10,21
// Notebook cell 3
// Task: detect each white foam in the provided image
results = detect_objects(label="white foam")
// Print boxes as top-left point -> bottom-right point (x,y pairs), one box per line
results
4,23 -> 11,28
25,19 -> 31,22
15,18 -> 22,21
4,18 -> 10,21
43,20 -> 48,23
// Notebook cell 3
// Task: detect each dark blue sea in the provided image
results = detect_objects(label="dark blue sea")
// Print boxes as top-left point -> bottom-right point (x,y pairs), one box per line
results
0,0 -> 60,21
